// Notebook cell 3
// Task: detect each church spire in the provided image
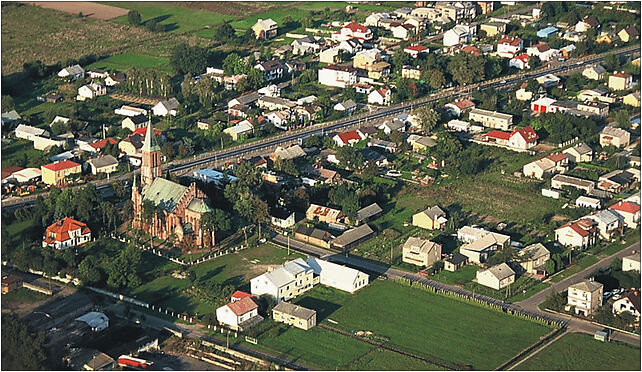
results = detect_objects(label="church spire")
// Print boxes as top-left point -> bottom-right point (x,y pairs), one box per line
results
142,115 -> 160,153
140,117 -> 162,187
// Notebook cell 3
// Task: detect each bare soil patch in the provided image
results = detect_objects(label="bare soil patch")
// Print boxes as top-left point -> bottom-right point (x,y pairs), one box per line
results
169,1 -> 285,17
26,1 -> 129,20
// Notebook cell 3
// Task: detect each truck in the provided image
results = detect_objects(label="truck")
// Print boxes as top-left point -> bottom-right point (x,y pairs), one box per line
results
117,355 -> 154,369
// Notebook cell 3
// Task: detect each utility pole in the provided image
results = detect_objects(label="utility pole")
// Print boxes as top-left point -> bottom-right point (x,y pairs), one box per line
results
287,234 -> 290,255
244,227 -> 248,248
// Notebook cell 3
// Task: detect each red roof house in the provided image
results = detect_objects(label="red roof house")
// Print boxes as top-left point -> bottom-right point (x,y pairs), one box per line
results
333,130 -> 364,147
43,217 -> 91,249
231,291 -> 255,303
609,201 -> 641,228
42,160 -> 81,172
89,137 -> 118,150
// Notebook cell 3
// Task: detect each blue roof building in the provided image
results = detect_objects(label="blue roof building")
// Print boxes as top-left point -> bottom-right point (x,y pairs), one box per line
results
537,26 -> 559,38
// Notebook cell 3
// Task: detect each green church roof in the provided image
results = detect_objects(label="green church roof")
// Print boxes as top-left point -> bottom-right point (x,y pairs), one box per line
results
142,178 -> 188,212
187,198 -> 214,214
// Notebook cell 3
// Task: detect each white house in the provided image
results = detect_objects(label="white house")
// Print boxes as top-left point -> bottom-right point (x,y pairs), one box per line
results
250,259 -> 315,302
215,297 -> 260,330
575,196 -> 601,209
334,99 -> 357,114
333,21 -> 373,41
75,312 -> 109,332
368,87 -> 391,105
223,120 -> 254,141
152,98 -> 180,117
15,124 -> 48,141
497,35 -> 523,58
304,258 -> 369,293
266,111 -> 291,129
476,263 -> 515,290
585,209 -> 622,240
392,24 -> 415,40
77,82 -> 106,101
403,44 -> 429,58
567,280 -> 603,316
58,65 -> 85,80
443,24 -> 475,46
608,201 -> 640,229
612,291 -> 640,320
582,64 -> 607,81
622,252 -> 640,272
526,42 -> 559,62
555,219 -> 597,249
509,53 -> 530,69
318,64 -> 357,88
319,47 -> 341,64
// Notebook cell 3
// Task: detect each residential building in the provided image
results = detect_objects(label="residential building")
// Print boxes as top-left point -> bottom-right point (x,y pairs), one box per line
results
392,24 -> 415,40
58,64 -> 85,80
412,206 -> 447,230
368,138 -> 397,153
407,134 -> 437,151
480,22 -> 506,37
15,124 -> 48,141
476,263 -> 515,290
608,72 -> 633,91
318,64 -> 357,88
508,126 -> 539,150
320,47 -> 341,64
444,253 -> 468,272
330,224 -> 375,250
527,42 -> 559,62
536,73 -> 561,87
216,297 -> 261,331
192,168 -> 237,186
537,26 -> 559,38
355,203 -> 382,223
76,82 -> 106,101
577,88 -> 616,104
252,18 -> 278,40
562,142 -> 593,163
250,258 -> 315,302
445,99 -> 475,117
443,24 -> 475,46
334,21 -> 373,41
582,64 -> 607,80
1,110 -> 21,126
272,302 -> 317,330
468,108 -> 513,130
609,201 -> 641,229
333,129 -> 365,147
197,118 -> 218,131
86,155 -> 118,175
334,99 -> 357,114
618,26 -> 640,43
586,209 -> 622,240
622,252 -> 640,272
402,237 -> 442,268
122,115 -> 150,132
291,35 -> 324,56
114,104 -> 147,117
567,280 -> 603,316
270,208 -> 295,229
152,98 -> 180,117
551,174 -> 594,194
403,44 -> 429,58
43,217 -> 91,249
623,92 -> 641,107
522,153 -> 568,179
600,126 -> 630,148
555,219 -> 598,249
306,204 -> 344,224
459,231 -> 510,264
255,60 -> 285,82
401,65 -> 421,79
518,243 -> 550,276
497,35 -> 523,58
305,258 -> 369,293
294,225 -> 333,248
612,291 -> 640,320
575,15 -> 599,33
576,196 -> 601,209
105,72 -> 126,86
224,120 -> 254,141
368,87 -> 391,106
378,119 -> 405,134
41,160 -> 81,186
509,54 -> 530,69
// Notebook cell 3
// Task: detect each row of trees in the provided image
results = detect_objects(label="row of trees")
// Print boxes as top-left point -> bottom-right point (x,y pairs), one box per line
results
123,67 -> 172,97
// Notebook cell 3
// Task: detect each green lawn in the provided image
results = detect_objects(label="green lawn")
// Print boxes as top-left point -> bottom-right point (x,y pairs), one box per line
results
550,254 -> 599,283
1,139 -> 45,168
515,333 -> 641,371
292,280 -> 552,370
107,2 -> 232,34
2,287 -> 50,303
4,218 -> 40,246
348,349 -> 445,370
431,265 -> 478,285
87,53 -> 171,73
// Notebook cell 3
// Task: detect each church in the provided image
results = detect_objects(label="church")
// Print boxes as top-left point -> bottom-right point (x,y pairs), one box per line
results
131,120 -> 215,248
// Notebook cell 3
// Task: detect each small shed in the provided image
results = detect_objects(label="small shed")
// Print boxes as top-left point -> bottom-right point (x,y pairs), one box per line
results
594,328 -> 611,342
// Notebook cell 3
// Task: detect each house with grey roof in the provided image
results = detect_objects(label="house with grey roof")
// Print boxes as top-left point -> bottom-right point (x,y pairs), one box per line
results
330,224 -> 374,250
355,203 -> 382,223
152,97 -> 180,117
517,243 -> 550,276
250,258 -> 316,302
585,209 -> 623,240
272,301 -> 317,330
476,263 -> 515,290
1,110 -> 21,126
85,155 -> 119,175
58,64 -> 85,80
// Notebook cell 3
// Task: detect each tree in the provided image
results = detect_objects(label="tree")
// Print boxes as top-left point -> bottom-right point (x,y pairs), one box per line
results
545,259 -> 556,275
1,95 -> 15,111
234,161 -> 261,190
1,314 -> 47,370
416,105 -> 439,132
222,53 -> 248,75
251,197 -> 270,238
78,256 -> 101,285
214,22 -> 237,42
427,70 -> 445,90
246,68 -> 265,90
127,10 -> 142,26
107,244 -> 141,289
616,110 -> 630,129
448,53 -> 485,86
170,44 -> 208,75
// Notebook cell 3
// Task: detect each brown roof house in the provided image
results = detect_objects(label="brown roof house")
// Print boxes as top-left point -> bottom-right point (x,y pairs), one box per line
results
402,237 -> 442,268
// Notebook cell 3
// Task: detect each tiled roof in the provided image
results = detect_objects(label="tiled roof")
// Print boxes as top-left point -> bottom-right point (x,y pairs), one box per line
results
337,130 -> 362,144
513,126 -> 539,143
609,201 -> 641,214
485,130 -> 511,140
45,217 -> 90,243
343,21 -> 368,33
404,44 -> 428,52
546,153 -> 567,163
498,35 -> 522,46
227,297 -> 258,316
89,137 -> 118,150
42,160 -> 80,172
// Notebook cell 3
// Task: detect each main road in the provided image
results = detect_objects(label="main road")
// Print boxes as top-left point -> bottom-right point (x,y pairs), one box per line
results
2,45 -> 639,211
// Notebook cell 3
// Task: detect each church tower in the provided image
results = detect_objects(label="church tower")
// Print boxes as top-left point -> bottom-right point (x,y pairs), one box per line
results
141,119 -> 162,187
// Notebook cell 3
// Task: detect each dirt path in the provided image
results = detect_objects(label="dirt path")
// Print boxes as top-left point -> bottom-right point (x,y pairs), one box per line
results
26,2 -> 129,20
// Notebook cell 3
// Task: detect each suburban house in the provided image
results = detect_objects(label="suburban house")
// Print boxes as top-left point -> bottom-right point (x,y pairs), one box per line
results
566,280 -> 603,316
392,23 -> 415,40
576,196 -> 601,209
223,120 -> 254,141
334,99 -> 357,114
15,124 -> 48,141
612,291 -> 640,320
444,253 -> 468,272
509,53 -> 530,69
445,99 -> 475,117
609,201 -> 640,229
555,219 -> 598,249
577,88 -> 617,104
252,18 -> 278,40
623,92 -> 641,107
526,42 -> 559,62
443,24 -> 475,46
622,252 -> 641,272
152,98 -> 180,117
517,243 -> 550,276
294,225 -> 333,248
575,15 -> 599,33
270,208 -> 295,229
468,108 -> 513,130
58,64 -> 85,80
618,25 -> 640,43
320,47 -> 341,64
368,87 -> 391,106
402,237 -> 442,268
76,82 -> 106,101
599,126 -> 630,148
271,145 -> 306,161
582,64 -> 607,80
334,21 -> 373,41
459,231 -> 510,264
122,115 -> 150,132
480,22 -> 506,37
407,134 -> 437,151
215,297 -> 262,331
586,209 -> 622,240
476,263 -> 515,290
562,142 -> 593,163
255,60 -> 285,82
114,104 -> 147,117
403,44 -> 429,58
318,64 -> 358,88
536,73 -> 561,88
250,259 -> 315,302
333,129 -> 365,147
378,119 -> 405,134
496,35 -> 523,58
197,118 -> 218,130
306,204 -> 344,224
608,72 -> 633,91
305,257 -> 369,293
43,217 -> 91,249
291,35 -> 325,55
1,110 -> 20,126
412,206 -> 447,230
105,72 -> 126,86
551,174 -> 594,194
355,203 -> 382,223
330,224 -> 375,250
302,166 -> 341,186
41,160 -> 81,186
272,302 -> 316,330
483,126 -> 539,150
401,65 -> 421,79
86,155 -> 119,175
522,153 -> 569,179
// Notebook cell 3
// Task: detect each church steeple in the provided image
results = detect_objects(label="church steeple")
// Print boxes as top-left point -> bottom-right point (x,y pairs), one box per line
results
141,119 -> 162,187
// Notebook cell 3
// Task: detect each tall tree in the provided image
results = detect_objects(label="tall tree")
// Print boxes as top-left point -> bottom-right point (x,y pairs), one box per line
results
127,10 -> 142,26
1,314 -> 47,370
416,105 -> 439,132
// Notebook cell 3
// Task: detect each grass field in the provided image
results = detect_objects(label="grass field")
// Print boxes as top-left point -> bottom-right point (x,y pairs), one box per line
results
288,280 -> 552,370
550,254 -> 599,283
515,333 -> 641,371
87,52 -> 171,73
1,3 -> 169,75
1,287 -> 50,303
0,139 -> 46,168
431,265 -> 478,285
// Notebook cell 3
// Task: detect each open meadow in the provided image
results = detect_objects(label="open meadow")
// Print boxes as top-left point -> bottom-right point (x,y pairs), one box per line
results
515,332 -> 641,371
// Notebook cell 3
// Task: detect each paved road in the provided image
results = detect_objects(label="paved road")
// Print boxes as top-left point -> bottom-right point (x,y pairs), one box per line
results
273,234 -> 641,345
2,46 -> 638,210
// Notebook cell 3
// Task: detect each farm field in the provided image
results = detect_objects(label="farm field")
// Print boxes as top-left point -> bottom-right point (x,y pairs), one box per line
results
87,53 -> 172,73
287,280 -> 552,370
28,1 -> 129,20
1,3 -> 167,76
0,140 -> 47,168
514,332 -> 641,371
